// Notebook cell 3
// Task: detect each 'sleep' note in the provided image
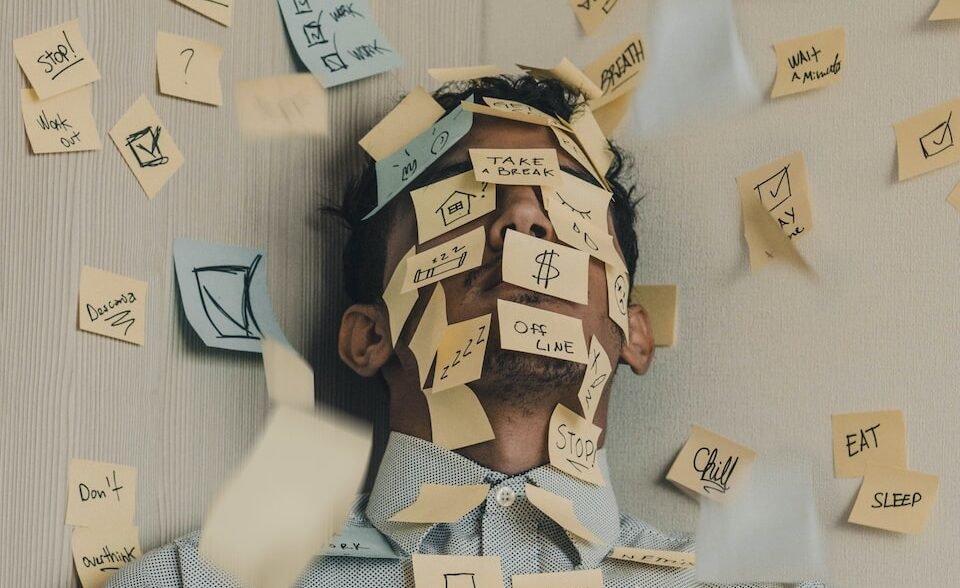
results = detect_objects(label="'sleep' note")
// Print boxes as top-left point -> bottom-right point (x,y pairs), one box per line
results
65,459 -> 137,527
848,463 -> 939,535
666,424 -> 756,503
497,300 -> 588,364
78,266 -> 147,346
401,226 -> 486,293
13,19 -> 100,100
433,314 -> 491,392
770,28 -> 845,99
20,86 -> 101,154
156,32 -> 224,106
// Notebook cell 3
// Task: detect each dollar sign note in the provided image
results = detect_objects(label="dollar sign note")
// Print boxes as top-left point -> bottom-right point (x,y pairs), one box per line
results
533,249 -> 560,288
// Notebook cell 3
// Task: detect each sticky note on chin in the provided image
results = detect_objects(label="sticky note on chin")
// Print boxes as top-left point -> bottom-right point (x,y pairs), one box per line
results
666,424 -> 756,503
548,403 -> 604,486
848,463 -> 939,535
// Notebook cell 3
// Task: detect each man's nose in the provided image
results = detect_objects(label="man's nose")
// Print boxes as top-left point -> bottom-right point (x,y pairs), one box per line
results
487,186 -> 556,251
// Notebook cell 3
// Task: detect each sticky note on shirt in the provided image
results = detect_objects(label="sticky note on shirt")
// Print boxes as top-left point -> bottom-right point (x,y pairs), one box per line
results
666,424 -> 756,503
770,28 -> 844,99
277,0 -> 401,88
156,32 -> 224,106
402,226 -> 486,293
14,19 -> 100,100
412,554 -> 504,588
502,230 -> 590,305
408,284 -> 448,387
66,459 -> 137,527
71,525 -> 140,588
21,85 -> 101,154
629,285 -> 678,347
359,87 -> 444,161
607,547 -> 695,569
470,148 -> 562,187
423,384 -> 495,451
548,403 -> 604,485
433,314 -> 491,392
930,0 -> 960,20
497,300 -> 587,364
109,96 -> 183,199
512,569 -> 603,588
524,484 -> 601,543
390,483 -> 488,524
894,98 -> 960,181
383,247 -> 418,346
235,74 -> 329,137
578,336 -> 610,423
848,464 -> 939,535
411,171 -> 496,244
175,0 -> 231,26
78,266 -> 146,345
568,0 -> 620,34
831,410 -> 907,478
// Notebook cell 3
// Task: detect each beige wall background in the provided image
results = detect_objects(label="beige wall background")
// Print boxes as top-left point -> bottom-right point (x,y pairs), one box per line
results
1,1 -> 956,586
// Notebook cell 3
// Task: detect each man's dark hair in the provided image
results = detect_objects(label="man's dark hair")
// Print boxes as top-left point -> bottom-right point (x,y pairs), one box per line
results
333,75 -> 640,306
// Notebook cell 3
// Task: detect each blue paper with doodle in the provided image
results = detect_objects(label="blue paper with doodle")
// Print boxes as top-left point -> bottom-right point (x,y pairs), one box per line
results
277,0 -> 401,88
365,100 -> 475,220
173,240 -> 288,353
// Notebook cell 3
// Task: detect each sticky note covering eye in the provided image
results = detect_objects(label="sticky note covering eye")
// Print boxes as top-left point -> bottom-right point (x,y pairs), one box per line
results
411,172 -> 496,243
831,410 -> 907,478
276,0 -> 400,88
78,266 -> 147,345
770,28 -> 845,99
497,300 -> 588,364
524,483 -> 601,543
20,86 -> 101,154
235,74 -> 329,137
629,285 -> 678,347
423,385 -> 496,450
175,0 -> 232,26
359,87 -> 444,161
402,226 -> 486,293
578,336 -> 610,423
548,403 -> 604,486
109,96 -> 184,199
502,230 -> 590,305
433,314 -> 491,392
666,424 -> 757,503
65,459 -> 137,527
470,148 -> 562,186
542,171 -> 612,226
568,0 -> 620,34
13,19 -> 100,100
512,568 -> 603,588
848,463 -> 939,535
156,32 -> 224,106
412,554 -> 504,588
71,525 -> 141,588
894,98 -> 960,181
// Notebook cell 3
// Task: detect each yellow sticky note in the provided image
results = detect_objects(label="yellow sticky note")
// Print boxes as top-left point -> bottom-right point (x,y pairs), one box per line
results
607,547 -> 695,569
462,100 -> 565,130
629,285 -> 678,347
930,0 -> 960,20
383,247 -> 418,346
497,300 -> 587,364
548,403 -> 604,486
502,230 -> 590,305
411,171 -> 496,244
65,459 -> 137,527
13,19 -> 100,100
578,336 -> 610,423
848,464 -> 939,535
156,32 -> 224,106
409,284 -> 448,387
109,96 -> 183,199
831,410 -> 907,479
569,105 -> 613,178
470,148 -> 562,187
548,202 -> 621,268
591,91 -> 635,135
948,181 -> 960,212
402,226 -> 486,293
389,483 -> 489,524
770,28 -> 845,99
551,127 -> 604,185
262,337 -> 315,411
429,65 -> 506,82
520,58 -> 603,101
359,87 -> 444,161
20,85 -> 101,154
524,484 -> 600,543
584,33 -> 647,107
433,314 -> 491,392
175,0 -> 232,26
512,569 -> 603,588
736,151 -> 813,243
71,525 -> 140,588
568,0 -> 619,34
542,171 -> 611,226
423,385 -> 496,451
78,266 -> 147,346
605,262 -> 630,339
235,74 -> 329,137
666,424 -> 756,503
894,98 -> 960,181
413,554 -> 504,588
738,188 -> 812,274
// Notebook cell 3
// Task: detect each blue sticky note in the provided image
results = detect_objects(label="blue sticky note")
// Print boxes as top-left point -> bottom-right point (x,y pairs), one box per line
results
277,0 -> 401,88
324,524 -> 402,559
364,100 -> 475,220
173,240 -> 288,353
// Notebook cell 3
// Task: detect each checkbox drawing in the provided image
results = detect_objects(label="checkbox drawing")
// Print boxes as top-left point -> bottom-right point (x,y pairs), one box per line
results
920,112 -> 953,159
303,17 -> 328,47
292,0 -> 311,15
125,126 -> 169,168
754,164 -> 792,212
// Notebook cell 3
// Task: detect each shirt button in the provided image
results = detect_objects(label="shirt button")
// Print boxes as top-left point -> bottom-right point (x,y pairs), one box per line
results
495,486 -> 516,507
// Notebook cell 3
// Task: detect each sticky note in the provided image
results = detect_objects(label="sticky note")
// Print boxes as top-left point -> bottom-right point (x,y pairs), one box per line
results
172,239 -> 288,353
408,284 -> 447,387
541,171 -> 611,226
584,33 -> 647,108
519,58 -> 603,101
949,181 -> 960,212
848,464 -> 939,535
578,336 -> 610,423
71,525 -> 141,588
894,98 -> 960,181
524,484 -> 600,543
433,314 -> 491,392
174,0 -> 231,25
461,98 -> 569,130
65,459 -> 137,527
548,202 -> 621,269
629,285 -> 678,347
666,424 -> 756,503
930,0 -> 960,20
591,91 -> 634,135
262,337 -> 315,411
605,262 -> 630,339
78,266 -> 147,346
737,152 -> 813,245
497,300 -> 588,364
770,28 -> 844,99
13,19 -> 100,100
277,0 -> 401,88
156,32 -> 224,106
359,87 -> 444,161
369,100 -> 474,219
548,403 -> 604,486
389,483 -> 489,524
324,525 -> 401,559
551,127 -> 603,184
383,247 -> 418,346
831,410 -> 907,478
512,569 -> 603,588
20,86 -> 101,154
109,96 -> 183,198
411,171 -> 496,243
502,230 -> 589,305
470,148 -> 562,186
568,0 -> 620,34
422,384 -> 495,451
235,74 -> 329,137
607,547 -> 695,569
200,405 -> 372,588
429,65 -> 506,82
412,554 -> 504,588
738,183 -> 812,274
402,226 -> 486,293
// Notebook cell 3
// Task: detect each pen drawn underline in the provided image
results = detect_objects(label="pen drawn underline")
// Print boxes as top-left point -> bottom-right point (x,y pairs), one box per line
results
50,58 -> 86,81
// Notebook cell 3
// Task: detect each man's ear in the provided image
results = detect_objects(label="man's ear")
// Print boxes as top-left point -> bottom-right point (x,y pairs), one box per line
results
619,304 -> 655,375
338,304 -> 394,377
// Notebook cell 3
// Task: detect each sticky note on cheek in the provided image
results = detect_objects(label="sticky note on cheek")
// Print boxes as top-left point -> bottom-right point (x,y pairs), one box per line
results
469,148 -> 562,186
20,85 -> 101,154
71,525 -> 141,588
666,425 -> 756,503
65,459 -> 137,527
402,226 -> 486,293
433,314 -> 491,392
831,410 -> 907,478
848,464 -> 939,535
548,403 -> 604,485
411,171 -> 496,244
78,266 -> 147,345
13,19 -> 101,100
497,300 -> 587,364
577,336 -> 610,423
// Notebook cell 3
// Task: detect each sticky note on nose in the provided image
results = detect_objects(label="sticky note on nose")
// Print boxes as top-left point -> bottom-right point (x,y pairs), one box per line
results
848,463 -> 939,535
469,148 -> 562,186
502,230 -> 589,305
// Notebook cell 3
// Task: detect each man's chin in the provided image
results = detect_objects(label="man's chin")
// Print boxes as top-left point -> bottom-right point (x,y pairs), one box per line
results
470,348 -> 584,411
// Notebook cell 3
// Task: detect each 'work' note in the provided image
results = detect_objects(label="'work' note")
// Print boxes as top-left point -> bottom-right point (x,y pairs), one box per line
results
831,410 -> 907,478
14,19 -> 100,100
848,463 -> 939,535
21,85 -> 100,154
235,74 -> 329,137
666,424 -> 756,503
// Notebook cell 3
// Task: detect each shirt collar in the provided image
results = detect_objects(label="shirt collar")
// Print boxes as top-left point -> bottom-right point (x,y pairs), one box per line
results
365,432 -> 620,568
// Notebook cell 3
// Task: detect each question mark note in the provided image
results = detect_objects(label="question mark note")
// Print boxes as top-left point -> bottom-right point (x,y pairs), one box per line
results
179,48 -> 195,84
156,32 -> 224,106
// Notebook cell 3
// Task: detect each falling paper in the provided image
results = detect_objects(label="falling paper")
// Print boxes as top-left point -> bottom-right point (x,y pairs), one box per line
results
262,336 -> 315,411
235,74 -> 329,137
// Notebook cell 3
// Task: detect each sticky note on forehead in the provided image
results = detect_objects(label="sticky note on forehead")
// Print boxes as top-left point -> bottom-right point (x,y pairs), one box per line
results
14,19 -> 100,100
548,403 -> 604,486
666,424 -> 756,503
497,299 -> 588,364
469,148 -> 562,186
848,464 -> 939,534
502,230 -> 589,305
359,87 -> 444,161
770,28 -> 844,99
831,410 -> 907,478
65,459 -> 137,527
401,226 -> 485,293
411,171 -> 496,244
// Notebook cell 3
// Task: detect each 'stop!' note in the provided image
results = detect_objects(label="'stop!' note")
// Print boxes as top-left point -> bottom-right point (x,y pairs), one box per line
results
13,19 -> 101,100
